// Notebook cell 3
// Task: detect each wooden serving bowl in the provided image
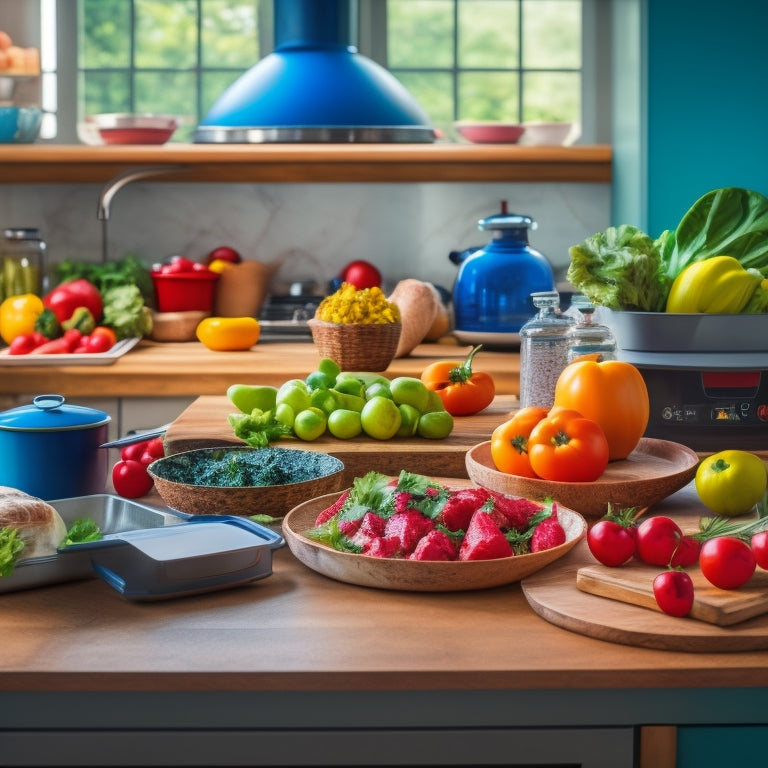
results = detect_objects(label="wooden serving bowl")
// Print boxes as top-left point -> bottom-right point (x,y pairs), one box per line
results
466,438 -> 700,518
148,446 -> 345,518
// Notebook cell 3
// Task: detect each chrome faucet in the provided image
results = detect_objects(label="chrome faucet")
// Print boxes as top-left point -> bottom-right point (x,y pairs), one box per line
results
97,165 -> 188,262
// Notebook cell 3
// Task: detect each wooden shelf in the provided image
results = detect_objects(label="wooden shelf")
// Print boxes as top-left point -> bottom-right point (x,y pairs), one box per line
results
0,143 -> 612,184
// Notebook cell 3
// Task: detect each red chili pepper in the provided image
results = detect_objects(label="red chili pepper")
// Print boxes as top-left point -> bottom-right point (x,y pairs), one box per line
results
29,328 -> 82,354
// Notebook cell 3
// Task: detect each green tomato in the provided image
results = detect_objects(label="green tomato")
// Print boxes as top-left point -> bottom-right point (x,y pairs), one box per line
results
330,389 -> 365,412
274,402 -> 295,428
317,358 -> 341,381
417,410 -> 454,439
395,403 -> 420,438
327,408 -> 363,439
361,395 -> 402,440
276,379 -> 311,413
423,389 -> 447,414
333,377 -> 365,398
226,384 -> 278,414
306,370 -> 335,391
390,376 -> 431,413
293,407 -> 327,441
310,388 -> 338,416
365,381 -> 392,400
695,449 -> 767,516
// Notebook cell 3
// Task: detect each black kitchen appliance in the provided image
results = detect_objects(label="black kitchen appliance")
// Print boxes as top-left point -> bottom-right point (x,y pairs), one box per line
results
607,310 -> 768,452
195,0 -> 434,144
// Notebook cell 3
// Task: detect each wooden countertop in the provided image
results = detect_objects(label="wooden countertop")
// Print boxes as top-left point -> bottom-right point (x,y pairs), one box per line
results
0,339 -> 521,399
0,143 -> 612,184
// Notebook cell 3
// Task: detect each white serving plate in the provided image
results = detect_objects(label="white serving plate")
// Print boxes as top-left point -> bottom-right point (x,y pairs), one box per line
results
0,336 -> 140,366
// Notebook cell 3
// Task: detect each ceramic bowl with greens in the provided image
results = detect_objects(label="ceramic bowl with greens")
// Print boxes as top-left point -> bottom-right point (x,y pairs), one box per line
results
148,446 -> 345,518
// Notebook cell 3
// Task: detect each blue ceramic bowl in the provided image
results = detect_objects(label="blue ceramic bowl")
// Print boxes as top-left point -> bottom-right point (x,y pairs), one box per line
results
0,106 -> 42,143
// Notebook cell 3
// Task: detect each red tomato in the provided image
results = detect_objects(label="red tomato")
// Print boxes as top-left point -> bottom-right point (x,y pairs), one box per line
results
159,256 -> 197,274
112,459 -> 154,499
527,408 -> 609,482
120,442 -> 146,462
43,278 -> 103,323
340,260 -> 382,289
669,534 -> 701,568
653,570 -> 694,617
751,531 -> 768,570
205,245 -> 242,265
699,536 -> 756,590
144,437 -> 165,459
635,515 -> 683,567
84,333 -> 112,353
587,519 -> 636,567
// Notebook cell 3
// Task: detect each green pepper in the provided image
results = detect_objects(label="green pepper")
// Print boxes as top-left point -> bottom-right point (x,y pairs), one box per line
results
33,307 -> 62,339
665,255 -> 768,313
61,306 -> 96,334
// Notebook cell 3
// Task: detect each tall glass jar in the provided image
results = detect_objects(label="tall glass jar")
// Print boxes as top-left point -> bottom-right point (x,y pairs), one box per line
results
519,290 -> 574,409
1,228 -> 46,302
565,294 -> 618,363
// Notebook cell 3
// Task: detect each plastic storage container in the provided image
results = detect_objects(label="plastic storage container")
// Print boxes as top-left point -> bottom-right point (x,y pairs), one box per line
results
519,290 -> 574,409
565,294 -> 618,363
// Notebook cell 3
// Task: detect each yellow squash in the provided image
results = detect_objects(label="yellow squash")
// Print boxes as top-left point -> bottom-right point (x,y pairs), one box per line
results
196,316 -> 260,351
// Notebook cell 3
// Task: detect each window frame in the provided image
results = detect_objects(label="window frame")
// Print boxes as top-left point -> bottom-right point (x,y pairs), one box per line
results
25,0 -> 608,145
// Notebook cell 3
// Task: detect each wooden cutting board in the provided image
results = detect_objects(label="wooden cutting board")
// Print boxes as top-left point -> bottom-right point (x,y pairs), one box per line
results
522,501 -> 768,652
576,563 -> 768,627
164,394 -> 519,486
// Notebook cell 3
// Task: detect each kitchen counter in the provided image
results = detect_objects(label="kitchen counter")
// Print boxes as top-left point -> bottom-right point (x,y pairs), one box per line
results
0,339 -> 521,399
2,481 -> 768,767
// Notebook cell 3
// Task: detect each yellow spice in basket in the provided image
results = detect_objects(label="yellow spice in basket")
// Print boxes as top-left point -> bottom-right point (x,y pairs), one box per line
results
315,282 -> 401,324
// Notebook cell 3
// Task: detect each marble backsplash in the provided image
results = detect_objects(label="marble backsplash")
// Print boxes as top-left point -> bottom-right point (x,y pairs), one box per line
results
1,180 -> 611,298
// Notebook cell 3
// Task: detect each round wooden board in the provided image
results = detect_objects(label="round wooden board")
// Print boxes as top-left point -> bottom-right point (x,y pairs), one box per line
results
283,490 -> 587,592
521,536 -> 768,653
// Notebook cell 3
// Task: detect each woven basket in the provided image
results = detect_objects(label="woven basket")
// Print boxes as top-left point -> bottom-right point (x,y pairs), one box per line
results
307,319 -> 402,371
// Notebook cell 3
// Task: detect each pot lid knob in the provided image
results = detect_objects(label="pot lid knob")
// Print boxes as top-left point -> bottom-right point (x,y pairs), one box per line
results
478,200 -> 537,232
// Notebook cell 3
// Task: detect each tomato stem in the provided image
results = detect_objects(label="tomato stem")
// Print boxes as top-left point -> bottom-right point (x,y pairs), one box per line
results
448,344 -> 483,385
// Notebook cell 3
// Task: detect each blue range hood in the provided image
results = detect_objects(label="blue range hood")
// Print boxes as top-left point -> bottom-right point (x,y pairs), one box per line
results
194,0 -> 435,144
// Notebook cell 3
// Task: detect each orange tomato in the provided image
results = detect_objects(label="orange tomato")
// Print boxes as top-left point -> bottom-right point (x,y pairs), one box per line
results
553,359 -> 649,461
196,316 -> 260,351
489,406 -> 549,477
420,345 -> 496,416
527,408 -> 610,482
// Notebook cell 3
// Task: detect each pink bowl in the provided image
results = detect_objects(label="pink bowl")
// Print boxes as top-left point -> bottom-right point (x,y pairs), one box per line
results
454,122 -> 525,144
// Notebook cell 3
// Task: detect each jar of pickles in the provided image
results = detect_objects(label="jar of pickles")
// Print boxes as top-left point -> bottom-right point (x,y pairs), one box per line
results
1,228 -> 46,301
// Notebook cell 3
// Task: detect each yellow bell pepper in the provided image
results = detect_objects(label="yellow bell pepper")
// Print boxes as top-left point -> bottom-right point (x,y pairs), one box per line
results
665,255 -> 764,313
0,293 -> 44,345
196,316 -> 260,351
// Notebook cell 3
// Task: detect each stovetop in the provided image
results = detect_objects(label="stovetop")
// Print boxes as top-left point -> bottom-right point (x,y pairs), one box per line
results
257,294 -> 322,340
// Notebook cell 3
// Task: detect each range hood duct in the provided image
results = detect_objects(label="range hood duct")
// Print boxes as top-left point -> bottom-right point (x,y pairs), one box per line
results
194,0 -> 435,144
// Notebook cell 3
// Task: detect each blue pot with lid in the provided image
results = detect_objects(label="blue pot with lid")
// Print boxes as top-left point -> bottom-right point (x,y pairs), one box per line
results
451,201 -> 555,343
0,394 -> 111,500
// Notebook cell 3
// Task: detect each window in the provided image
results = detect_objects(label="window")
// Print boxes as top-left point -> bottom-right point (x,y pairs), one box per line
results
32,0 -> 596,143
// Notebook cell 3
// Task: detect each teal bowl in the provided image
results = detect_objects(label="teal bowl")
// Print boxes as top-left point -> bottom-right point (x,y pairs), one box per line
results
0,106 -> 42,143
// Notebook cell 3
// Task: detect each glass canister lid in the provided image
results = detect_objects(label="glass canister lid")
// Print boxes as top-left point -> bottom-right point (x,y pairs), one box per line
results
0,394 -> 111,431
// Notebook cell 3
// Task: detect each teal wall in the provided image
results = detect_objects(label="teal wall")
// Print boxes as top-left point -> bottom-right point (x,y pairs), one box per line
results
612,0 -> 768,237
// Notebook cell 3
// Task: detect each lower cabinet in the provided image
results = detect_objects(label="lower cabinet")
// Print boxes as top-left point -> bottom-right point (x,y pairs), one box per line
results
1,726 -> 637,767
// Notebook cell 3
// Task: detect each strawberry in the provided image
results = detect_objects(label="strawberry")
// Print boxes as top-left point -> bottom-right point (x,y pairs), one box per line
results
409,529 -> 458,561
488,491 -> 543,531
366,536 -> 402,558
440,487 -> 491,532
458,510 -> 513,561
350,511 -> 387,550
530,505 -> 566,552
314,490 -> 351,526
384,509 -> 435,555
393,491 -> 413,513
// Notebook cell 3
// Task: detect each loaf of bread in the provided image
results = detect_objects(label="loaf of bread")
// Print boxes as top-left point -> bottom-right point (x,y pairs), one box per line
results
0,487 -> 67,561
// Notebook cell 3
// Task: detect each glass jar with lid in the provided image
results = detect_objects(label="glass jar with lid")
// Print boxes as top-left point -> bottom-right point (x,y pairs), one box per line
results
1,228 -> 47,301
565,294 -> 618,363
519,290 -> 574,409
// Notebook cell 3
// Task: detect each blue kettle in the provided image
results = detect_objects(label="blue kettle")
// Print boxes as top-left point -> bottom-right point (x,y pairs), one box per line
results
451,201 -> 555,339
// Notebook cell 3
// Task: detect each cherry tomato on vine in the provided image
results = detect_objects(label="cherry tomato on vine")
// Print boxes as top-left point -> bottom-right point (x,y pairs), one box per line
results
586,506 -> 637,566
699,536 -> 756,590
489,406 -> 548,478
527,408 -> 609,482
653,570 -> 694,617
112,459 -> 154,499
635,515 -> 683,567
